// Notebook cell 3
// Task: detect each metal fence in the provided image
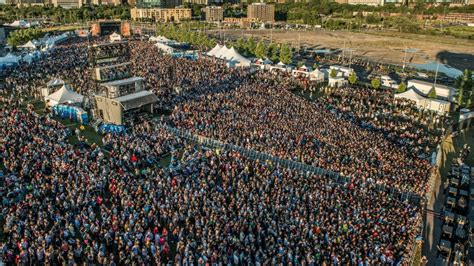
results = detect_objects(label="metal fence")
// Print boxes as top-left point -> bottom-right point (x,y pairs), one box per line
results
157,123 -> 422,205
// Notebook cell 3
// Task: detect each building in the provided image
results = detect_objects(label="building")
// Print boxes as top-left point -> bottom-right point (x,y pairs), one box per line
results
247,3 -> 275,23
131,7 -> 192,22
183,0 -> 208,4
201,6 -> 224,22
223,17 -> 253,28
347,0 -> 383,5
135,0 -> 182,8
51,0 -> 82,8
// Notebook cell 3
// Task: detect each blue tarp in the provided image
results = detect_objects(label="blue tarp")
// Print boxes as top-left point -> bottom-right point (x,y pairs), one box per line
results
99,123 -> 126,134
52,104 -> 88,125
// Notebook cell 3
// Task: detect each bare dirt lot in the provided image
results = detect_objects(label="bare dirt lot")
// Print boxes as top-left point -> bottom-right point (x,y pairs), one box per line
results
217,29 -> 474,70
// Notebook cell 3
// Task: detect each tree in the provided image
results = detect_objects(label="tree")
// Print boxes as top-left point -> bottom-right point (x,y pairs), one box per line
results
427,87 -> 437,99
246,37 -> 257,57
279,44 -> 292,65
330,69 -> 337,79
397,82 -> 407,93
348,72 -> 357,85
267,43 -> 279,62
371,78 -> 381,90
255,41 -> 267,59
455,69 -> 474,108
7,28 -> 44,48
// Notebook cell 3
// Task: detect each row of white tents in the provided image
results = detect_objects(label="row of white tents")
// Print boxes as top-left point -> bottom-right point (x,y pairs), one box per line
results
207,44 -> 251,68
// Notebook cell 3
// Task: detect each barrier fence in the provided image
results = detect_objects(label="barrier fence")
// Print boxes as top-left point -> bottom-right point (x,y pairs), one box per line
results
407,116 -> 474,265
156,123 -> 422,205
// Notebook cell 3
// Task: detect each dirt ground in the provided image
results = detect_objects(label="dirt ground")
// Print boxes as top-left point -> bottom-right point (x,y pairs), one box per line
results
217,29 -> 474,70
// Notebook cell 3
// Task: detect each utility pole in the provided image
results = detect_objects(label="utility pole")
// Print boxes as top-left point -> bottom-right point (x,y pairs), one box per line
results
402,47 -> 408,72
433,60 -> 440,88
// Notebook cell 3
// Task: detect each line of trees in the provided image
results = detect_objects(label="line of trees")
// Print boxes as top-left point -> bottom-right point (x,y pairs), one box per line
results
156,24 -> 216,50
230,37 -> 293,64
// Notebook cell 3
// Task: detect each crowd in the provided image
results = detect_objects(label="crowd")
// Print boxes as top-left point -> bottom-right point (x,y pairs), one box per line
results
1,106 -> 421,264
170,72 -> 434,194
0,36 -> 441,264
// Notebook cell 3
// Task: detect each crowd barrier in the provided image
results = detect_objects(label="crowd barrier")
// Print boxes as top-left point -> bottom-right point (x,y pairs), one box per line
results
156,123 -> 421,205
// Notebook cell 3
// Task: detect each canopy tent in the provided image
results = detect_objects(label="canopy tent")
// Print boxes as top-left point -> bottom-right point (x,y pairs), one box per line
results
394,88 -> 427,106
155,42 -> 174,54
109,32 -> 122,42
47,78 -> 66,88
8,20 -> 29,28
0,53 -> 20,67
45,85 -> 84,107
207,44 -> 223,57
19,40 -> 38,50
22,54 -> 34,64
277,61 -> 286,66
149,36 -> 172,44
256,58 -> 273,65
309,69 -> 326,81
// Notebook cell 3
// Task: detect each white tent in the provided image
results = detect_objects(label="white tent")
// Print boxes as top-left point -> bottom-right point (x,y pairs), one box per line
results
221,47 -> 251,67
277,61 -> 286,66
8,20 -> 29,28
109,32 -> 122,42
394,88 -> 427,107
207,44 -> 223,57
45,85 -> 84,107
149,36 -> 172,44
19,40 -> 37,50
155,42 -> 174,54
47,78 -> 66,88
215,45 -> 230,59
309,69 -> 325,82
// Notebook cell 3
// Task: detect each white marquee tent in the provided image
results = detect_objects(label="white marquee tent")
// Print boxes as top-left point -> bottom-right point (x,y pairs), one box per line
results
208,45 -> 251,67
45,85 -> 84,107
207,44 -> 223,57
155,42 -> 174,54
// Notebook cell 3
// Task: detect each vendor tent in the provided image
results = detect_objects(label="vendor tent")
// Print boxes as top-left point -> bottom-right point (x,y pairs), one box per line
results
47,78 -> 65,88
45,85 -> 84,107
19,40 -> 37,50
394,88 -> 427,107
155,42 -> 174,54
207,44 -> 223,57
0,53 -> 19,67
221,47 -> 251,67
22,54 -> 34,64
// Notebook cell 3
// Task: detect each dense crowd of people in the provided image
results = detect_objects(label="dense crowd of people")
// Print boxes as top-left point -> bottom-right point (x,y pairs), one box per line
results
1,36 -> 441,264
169,72 -> 435,194
1,107 -> 422,264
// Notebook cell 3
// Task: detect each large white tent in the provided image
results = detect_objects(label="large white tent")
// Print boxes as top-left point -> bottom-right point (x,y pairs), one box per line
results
394,88 -> 428,107
155,42 -> 174,54
394,87 -> 451,114
45,85 -> 84,107
208,45 -> 250,67
207,44 -> 223,57
149,36 -> 172,44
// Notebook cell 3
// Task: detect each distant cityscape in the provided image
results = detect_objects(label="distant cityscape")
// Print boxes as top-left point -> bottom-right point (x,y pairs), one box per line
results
2,0 -> 473,10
